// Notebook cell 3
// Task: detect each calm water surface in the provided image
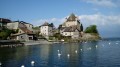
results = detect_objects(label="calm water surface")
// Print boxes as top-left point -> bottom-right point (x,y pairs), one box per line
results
0,38 -> 120,67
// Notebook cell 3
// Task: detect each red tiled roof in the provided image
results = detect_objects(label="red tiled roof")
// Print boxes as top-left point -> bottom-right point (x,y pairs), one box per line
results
41,22 -> 49,26
20,28 -> 33,34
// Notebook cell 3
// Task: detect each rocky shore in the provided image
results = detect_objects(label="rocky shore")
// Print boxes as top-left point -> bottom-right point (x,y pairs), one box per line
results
80,33 -> 101,41
0,33 -> 101,47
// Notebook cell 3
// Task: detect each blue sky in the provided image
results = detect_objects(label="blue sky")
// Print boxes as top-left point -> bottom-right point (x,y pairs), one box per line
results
0,0 -> 120,38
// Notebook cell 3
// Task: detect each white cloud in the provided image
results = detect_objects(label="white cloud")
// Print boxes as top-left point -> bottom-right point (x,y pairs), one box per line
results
79,14 -> 120,27
32,18 -> 65,27
33,14 -> 120,28
79,14 -> 120,37
32,14 -> 120,37
83,0 -> 117,7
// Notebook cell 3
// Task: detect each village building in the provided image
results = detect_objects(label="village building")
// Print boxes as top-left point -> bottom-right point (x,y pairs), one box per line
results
60,13 -> 83,39
7,21 -> 34,41
0,18 -> 11,30
22,21 -> 33,31
11,27 -> 34,41
40,22 -> 53,39
7,21 -> 33,31
61,26 -> 80,39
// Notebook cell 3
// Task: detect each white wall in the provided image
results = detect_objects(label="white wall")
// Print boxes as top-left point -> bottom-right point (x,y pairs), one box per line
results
65,21 -> 77,27
63,20 -> 81,30
62,32 -> 71,36
62,30 -> 80,39
16,34 -> 33,41
18,28 -> 25,33
7,22 -> 19,29
71,31 -> 80,39
40,26 -> 53,37
24,24 -> 33,31
16,34 -> 28,41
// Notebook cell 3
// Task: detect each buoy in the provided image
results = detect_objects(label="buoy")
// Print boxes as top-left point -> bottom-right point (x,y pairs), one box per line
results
57,50 -> 59,52
109,42 -> 111,45
58,53 -> 61,57
75,50 -> 77,53
21,65 -> 25,67
87,47 -> 91,50
31,61 -> 35,65
96,45 -> 98,48
67,54 -> 70,58
85,42 -> 87,43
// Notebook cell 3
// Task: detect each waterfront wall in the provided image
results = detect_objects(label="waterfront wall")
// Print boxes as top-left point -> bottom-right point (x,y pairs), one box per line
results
0,40 -> 24,47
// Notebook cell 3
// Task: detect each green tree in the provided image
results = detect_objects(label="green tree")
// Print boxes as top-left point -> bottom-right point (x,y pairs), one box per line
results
0,28 -> 16,40
80,24 -> 83,31
15,29 -> 19,33
58,25 -> 62,30
53,33 -> 63,40
0,32 -> 8,40
84,25 -> 98,34
49,23 -> 54,27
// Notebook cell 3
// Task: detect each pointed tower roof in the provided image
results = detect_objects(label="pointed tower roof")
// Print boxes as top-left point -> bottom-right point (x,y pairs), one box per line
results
67,13 -> 76,21
41,22 -> 49,26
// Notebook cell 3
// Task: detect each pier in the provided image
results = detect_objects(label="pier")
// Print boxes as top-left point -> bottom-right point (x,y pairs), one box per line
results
0,40 -> 24,47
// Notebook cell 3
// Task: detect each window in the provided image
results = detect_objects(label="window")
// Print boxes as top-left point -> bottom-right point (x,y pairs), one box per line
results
65,33 -> 67,35
21,36 -> 23,39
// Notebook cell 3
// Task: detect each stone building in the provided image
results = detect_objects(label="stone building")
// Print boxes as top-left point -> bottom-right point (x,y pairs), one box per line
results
40,22 -> 53,39
60,13 -> 83,39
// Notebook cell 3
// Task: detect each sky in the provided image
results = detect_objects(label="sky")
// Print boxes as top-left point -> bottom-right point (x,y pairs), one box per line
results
0,0 -> 120,38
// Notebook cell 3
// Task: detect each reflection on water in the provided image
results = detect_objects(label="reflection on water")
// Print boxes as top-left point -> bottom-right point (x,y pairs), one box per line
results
0,39 -> 120,67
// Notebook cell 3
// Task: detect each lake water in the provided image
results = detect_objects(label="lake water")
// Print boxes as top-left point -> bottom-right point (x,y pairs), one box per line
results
0,38 -> 120,67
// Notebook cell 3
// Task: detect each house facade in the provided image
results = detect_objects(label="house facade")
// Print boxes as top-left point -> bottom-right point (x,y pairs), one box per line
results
11,28 -> 34,41
61,26 -> 80,39
22,22 -> 33,31
7,21 -> 34,41
60,13 -> 83,39
7,21 -> 33,31
0,18 -> 11,30
40,22 -> 53,38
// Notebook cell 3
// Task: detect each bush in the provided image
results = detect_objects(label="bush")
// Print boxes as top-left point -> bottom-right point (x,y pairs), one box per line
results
84,25 -> 98,34
0,32 -> 8,40
49,36 -> 55,40
0,28 -> 16,40
53,33 -> 63,40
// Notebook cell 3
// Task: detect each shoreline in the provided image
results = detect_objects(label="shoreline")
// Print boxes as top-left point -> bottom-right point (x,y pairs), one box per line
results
0,36 -> 101,46
0,40 -> 24,47
22,40 -> 53,45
